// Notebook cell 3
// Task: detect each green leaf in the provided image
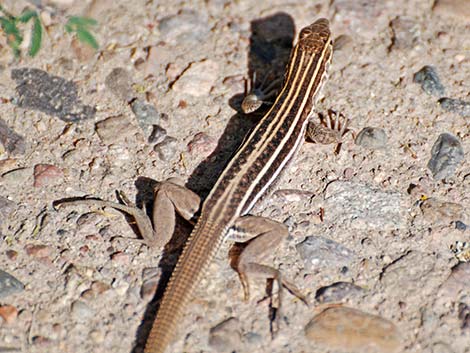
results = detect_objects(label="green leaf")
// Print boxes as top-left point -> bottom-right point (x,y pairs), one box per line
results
75,28 -> 99,49
29,16 -> 42,56
67,16 -> 98,28
0,17 -> 20,36
18,10 -> 37,23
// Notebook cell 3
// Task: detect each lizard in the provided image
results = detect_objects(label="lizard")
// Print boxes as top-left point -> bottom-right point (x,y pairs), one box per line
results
57,18 -> 348,353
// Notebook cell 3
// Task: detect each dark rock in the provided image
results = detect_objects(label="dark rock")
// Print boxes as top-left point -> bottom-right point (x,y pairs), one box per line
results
315,282 -> 364,303
427,133 -> 463,180
413,66 -> 445,96
438,98 -> 470,117
0,270 -> 24,298
11,68 -> 96,122
105,67 -> 133,102
130,99 -> 162,135
0,119 -> 26,155
148,125 -> 167,145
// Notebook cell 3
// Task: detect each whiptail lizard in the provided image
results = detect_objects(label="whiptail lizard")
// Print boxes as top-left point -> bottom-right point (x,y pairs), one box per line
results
58,18 -> 345,353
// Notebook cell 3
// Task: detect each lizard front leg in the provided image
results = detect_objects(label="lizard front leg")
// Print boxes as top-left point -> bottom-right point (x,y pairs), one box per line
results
306,109 -> 350,145
55,177 -> 201,249
228,216 -> 308,333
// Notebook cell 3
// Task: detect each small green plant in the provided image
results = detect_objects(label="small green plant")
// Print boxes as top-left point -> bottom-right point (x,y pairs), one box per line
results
0,5 -> 42,57
65,16 -> 99,50
0,5 -> 99,58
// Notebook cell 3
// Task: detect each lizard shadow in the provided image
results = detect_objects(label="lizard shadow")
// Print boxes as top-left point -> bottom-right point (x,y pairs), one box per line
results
133,12 -> 295,352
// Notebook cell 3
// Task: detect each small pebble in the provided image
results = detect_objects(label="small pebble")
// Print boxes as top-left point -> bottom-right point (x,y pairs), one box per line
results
455,221 -> 467,231
130,99 -> 162,135
112,280 -> 129,296
91,281 -> 111,295
315,282 -> 364,303
430,342 -> 454,353
24,244 -> 51,258
71,300 -> 95,321
172,60 -> 219,97
438,98 -> 470,117
158,10 -> 210,45
0,305 -> 18,324
5,250 -> 18,260
71,37 -> 96,62
305,306 -> 401,352
296,236 -> 355,272
0,196 -> 15,226
33,164 -> 64,187
81,281 -> 111,299
380,251 -> 434,296
389,16 -> 420,50
0,118 -> 26,155
355,127 -> 387,149
148,125 -> 167,144
105,67 -> 133,102
0,270 -> 24,298
110,251 -> 131,265
154,136 -> 178,161
89,329 -> 105,344
413,66 -> 445,96
187,132 -> 217,156
420,198 -> 464,224
82,281 -> 111,299
0,158 -> 17,174
427,133 -> 463,180
439,262 -> 470,299
95,115 -> 138,144
143,45 -> 175,77
242,331 -> 262,345
208,317 -> 242,352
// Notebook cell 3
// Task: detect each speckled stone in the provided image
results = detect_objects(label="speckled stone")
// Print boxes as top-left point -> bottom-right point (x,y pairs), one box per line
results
315,282 -> 365,303
305,306 -> 401,352
11,68 -> 96,122
0,270 -> 24,298
172,60 -> 219,97
324,181 -> 405,230
355,127 -> 387,150
296,236 -> 355,272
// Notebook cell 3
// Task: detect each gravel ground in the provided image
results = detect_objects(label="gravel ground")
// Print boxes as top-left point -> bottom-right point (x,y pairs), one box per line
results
0,0 -> 469,353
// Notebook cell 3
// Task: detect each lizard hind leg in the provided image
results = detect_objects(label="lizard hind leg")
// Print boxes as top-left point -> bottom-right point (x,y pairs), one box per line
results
227,215 -> 307,334
55,178 -> 201,249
